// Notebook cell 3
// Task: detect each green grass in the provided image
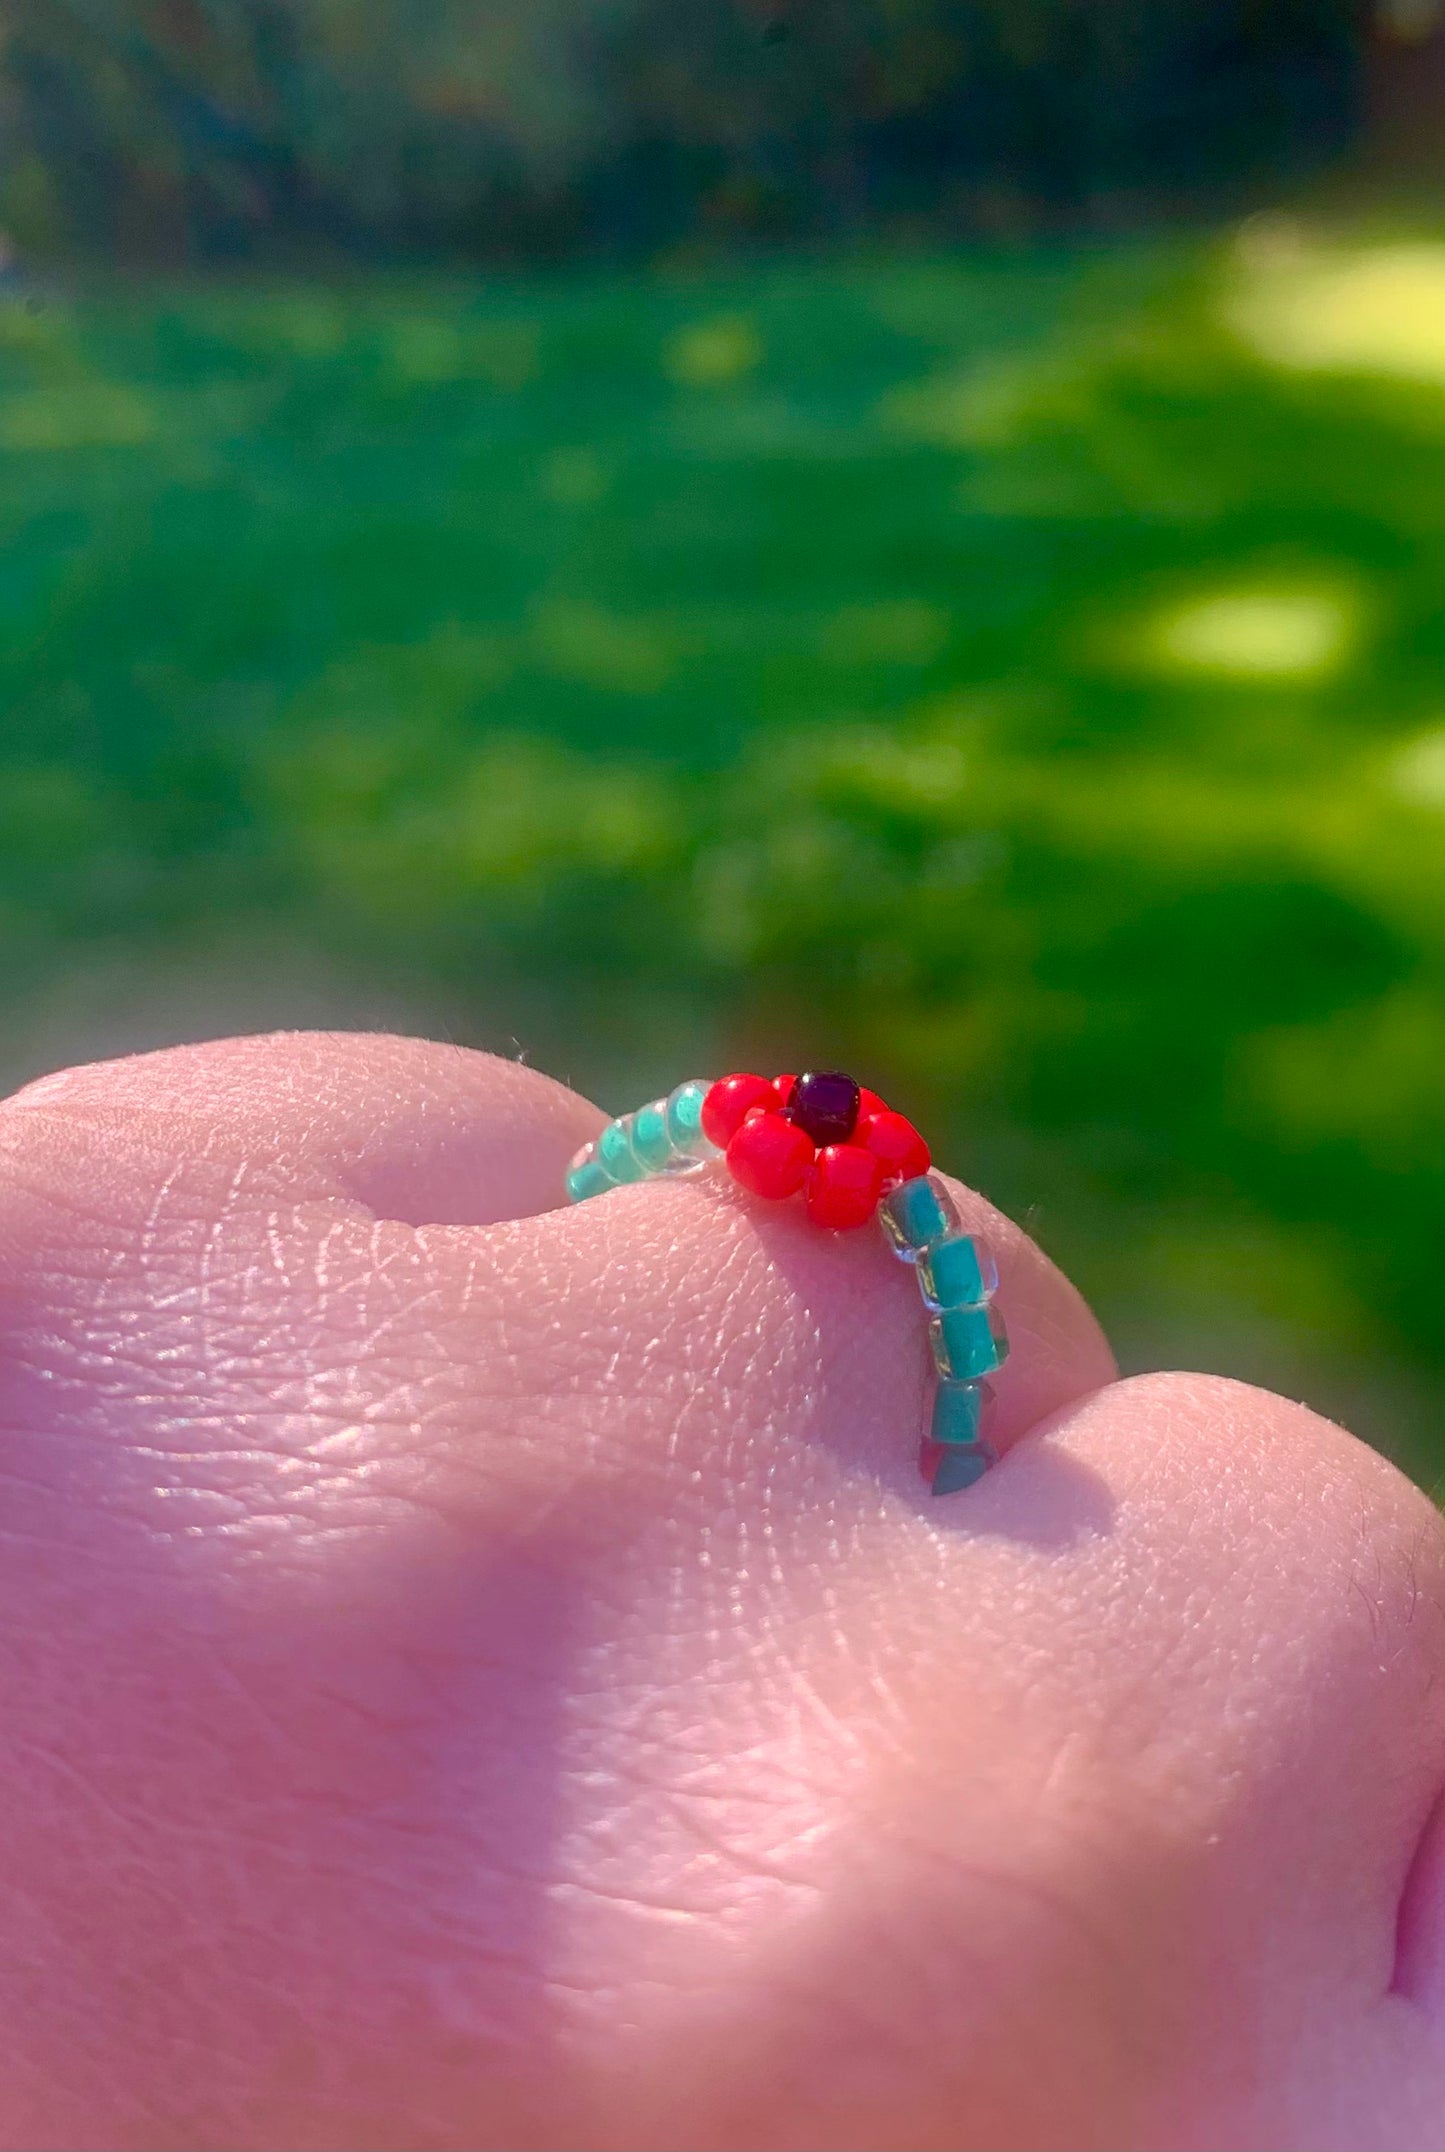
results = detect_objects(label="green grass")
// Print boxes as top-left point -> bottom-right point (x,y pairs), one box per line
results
3,231 -> 1444,1474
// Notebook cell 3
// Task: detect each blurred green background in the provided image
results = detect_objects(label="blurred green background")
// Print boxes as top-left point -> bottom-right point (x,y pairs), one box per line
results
1,3 -> 1443,1476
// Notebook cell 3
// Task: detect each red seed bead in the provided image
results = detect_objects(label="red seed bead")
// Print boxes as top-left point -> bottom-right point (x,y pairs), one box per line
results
726,1109 -> 815,1200
918,1439 -> 944,1486
858,1086 -> 887,1121
702,1072 -> 778,1149
805,1141 -> 885,1229
859,1109 -> 931,1183
772,1072 -> 797,1106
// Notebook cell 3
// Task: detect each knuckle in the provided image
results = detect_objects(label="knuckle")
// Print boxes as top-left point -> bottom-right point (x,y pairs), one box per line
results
1113,1368 -> 1445,1695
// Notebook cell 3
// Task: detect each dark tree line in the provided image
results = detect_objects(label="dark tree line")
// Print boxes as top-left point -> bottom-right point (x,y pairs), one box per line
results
0,1 -> 1395,261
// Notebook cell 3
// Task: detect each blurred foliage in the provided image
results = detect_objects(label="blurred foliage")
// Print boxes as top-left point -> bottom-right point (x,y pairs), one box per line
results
2,222 -> 1444,1470
0,0 -> 1365,260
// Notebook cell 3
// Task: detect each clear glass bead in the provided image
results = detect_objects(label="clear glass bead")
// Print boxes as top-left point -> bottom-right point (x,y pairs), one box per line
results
630,1098 -> 675,1174
930,1376 -> 996,1448
917,1234 -> 998,1312
565,1146 -> 614,1204
879,1172 -> 961,1261
928,1300 -> 1009,1381
665,1079 -> 720,1164
597,1117 -> 646,1184
930,1443 -> 994,1496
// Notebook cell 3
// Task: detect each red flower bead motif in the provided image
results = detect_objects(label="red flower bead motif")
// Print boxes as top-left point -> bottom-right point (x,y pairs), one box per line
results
726,1109 -> 814,1200
860,1108 -> 931,1183
806,1142 -> 885,1229
707,1066 -> 928,1229
702,1072 -> 777,1148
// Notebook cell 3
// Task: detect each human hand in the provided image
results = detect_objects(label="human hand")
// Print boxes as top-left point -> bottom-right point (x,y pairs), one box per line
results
0,1032 -> 1442,2151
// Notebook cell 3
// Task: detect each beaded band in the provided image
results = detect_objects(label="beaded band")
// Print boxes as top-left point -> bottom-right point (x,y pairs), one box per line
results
565,1071 -> 1007,1496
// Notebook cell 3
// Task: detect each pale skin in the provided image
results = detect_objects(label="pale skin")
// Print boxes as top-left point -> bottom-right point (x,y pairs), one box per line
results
1,1034 -> 1444,2151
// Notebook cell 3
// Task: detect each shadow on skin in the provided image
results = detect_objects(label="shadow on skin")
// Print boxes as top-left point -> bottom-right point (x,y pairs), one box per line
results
955,1433 -> 1118,1550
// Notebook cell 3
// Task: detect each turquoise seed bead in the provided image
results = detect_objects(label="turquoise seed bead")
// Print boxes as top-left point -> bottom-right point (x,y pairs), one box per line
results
665,1079 -> 714,1157
929,1301 -> 1009,1381
931,1377 -> 995,1447
566,1156 -> 614,1203
917,1234 -> 998,1312
597,1117 -> 646,1184
932,1444 -> 994,1496
879,1173 -> 961,1261
630,1098 -> 674,1173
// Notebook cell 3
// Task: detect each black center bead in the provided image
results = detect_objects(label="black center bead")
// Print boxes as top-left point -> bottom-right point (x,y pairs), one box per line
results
784,1070 -> 861,1149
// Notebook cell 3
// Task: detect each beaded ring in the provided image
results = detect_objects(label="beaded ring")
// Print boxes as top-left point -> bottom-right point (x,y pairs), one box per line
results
565,1070 -> 1007,1496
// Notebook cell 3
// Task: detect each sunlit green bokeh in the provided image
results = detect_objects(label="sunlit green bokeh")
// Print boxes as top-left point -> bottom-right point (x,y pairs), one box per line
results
2,226 -> 1442,1473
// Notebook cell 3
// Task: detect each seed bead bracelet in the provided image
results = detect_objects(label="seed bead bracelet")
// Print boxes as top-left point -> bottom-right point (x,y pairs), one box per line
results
565,1069 -> 1006,1496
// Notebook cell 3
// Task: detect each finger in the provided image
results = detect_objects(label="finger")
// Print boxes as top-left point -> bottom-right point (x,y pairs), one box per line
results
6,1028 -> 604,1225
